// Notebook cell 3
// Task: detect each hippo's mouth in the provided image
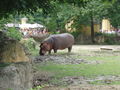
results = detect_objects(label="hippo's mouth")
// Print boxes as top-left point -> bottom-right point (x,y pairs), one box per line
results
40,53 -> 45,55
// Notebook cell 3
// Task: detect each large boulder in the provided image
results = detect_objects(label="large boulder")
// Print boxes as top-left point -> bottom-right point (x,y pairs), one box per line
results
0,31 -> 32,90
30,33 -> 49,43
0,31 -> 29,63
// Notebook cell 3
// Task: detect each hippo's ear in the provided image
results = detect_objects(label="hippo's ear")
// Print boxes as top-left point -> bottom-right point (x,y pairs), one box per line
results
40,42 -> 49,48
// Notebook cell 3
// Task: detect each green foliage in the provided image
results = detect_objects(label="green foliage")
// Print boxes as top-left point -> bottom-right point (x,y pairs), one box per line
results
103,33 -> 118,44
44,17 -> 58,32
103,33 -> 116,37
30,85 -> 43,90
70,31 -> 81,39
6,27 -> 22,40
21,38 -> 36,50
20,1 -> 84,32
94,33 -> 120,45
1,0 -> 119,39
95,32 -> 103,37
0,0 -> 54,19
108,1 -> 120,28
74,0 -> 112,26
20,38 -> 39,55
0,15 -> 15,30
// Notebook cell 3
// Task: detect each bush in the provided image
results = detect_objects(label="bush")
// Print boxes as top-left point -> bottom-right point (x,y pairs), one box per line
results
20,38 -> 39,56
103,33 -> 118,45
103,33 -> 117,37
21,38 -> 36,51
6,27 -> 22,40
95,32 -> 103,37
70,31 -> 81,39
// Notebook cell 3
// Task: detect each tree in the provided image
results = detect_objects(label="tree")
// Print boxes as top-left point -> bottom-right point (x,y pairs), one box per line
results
107,0 -> 120,28
71,0 -> 113,43
20,2 -> 81,32
0,0 -> 55,19
0,0 -> 90,19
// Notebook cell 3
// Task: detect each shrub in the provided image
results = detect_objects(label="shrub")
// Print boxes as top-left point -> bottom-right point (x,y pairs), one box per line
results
70,31 -> 81,39
6,27 -> 22,40
20,38 -> 36,51
103,33 -> 118,45
95,32 -> 103,37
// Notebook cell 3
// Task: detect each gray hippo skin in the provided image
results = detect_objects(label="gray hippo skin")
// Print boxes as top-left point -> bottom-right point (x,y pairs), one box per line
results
39,33 -> 74,55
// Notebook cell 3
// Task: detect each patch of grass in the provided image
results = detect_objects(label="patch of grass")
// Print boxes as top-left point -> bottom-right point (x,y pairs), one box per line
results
35,60 -> 120,85
110,81 -> 120,85
89,80 -> 104,85
7,88 -> 13,90
79,55 -> 120,61
30,85 -> 44,90
35,59 -> 120,78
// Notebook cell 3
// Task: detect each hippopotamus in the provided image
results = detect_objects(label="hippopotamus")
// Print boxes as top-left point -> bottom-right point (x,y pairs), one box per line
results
39,33 -> 74,55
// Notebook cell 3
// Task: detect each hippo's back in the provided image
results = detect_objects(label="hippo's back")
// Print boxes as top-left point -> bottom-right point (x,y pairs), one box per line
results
51,33 -> 74,49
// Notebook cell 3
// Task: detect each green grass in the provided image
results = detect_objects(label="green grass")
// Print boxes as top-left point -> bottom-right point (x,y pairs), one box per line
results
35,59 -> 120,85
36,59 -> 120,78
76,55 -> 120,61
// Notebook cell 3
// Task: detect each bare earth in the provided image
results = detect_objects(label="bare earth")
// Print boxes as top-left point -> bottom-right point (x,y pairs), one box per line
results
42,85 -> 120,90
72,45 -> 120,51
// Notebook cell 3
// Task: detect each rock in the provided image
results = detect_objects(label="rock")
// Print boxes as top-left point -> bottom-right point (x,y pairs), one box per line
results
0,39 -> 29,63
100,46 -> 113,51
0,62 -> 32,90
31,34 -> 50,43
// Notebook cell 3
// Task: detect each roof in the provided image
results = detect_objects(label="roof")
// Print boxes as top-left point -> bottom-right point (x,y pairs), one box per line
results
5,23 -> 45,29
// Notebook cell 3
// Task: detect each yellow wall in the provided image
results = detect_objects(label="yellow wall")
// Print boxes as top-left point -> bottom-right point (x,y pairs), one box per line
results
21,18 -> 28,24
80,24 -> 100,36
102,19 -> 111,32
65,20 -> 100,36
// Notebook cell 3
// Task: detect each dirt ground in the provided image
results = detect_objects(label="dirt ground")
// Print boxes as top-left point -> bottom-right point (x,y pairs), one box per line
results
42,85 -> 120,90
33,45 -> 120,90
72,45 -> 120,51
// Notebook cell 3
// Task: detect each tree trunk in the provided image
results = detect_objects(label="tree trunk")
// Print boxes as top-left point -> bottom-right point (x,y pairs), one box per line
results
91,14 -> 95,43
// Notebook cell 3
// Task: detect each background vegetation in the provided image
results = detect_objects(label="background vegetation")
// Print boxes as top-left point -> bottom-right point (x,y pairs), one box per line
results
0,0 -> 120,44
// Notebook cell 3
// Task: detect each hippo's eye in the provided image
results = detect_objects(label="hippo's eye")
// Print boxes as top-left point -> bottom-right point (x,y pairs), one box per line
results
41,46 -> 47,50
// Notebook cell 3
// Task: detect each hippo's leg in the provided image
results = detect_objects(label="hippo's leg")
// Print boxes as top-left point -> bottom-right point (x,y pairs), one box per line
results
68,46 -> 72,52
54,49 -> 57,53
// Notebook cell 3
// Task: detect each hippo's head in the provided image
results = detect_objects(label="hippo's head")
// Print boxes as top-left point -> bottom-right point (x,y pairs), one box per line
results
39,42 -> 51,55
